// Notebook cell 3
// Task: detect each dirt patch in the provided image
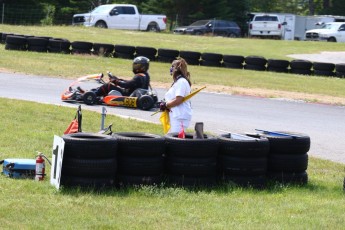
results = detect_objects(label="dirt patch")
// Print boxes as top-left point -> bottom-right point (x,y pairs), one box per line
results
154,82 -> 345,106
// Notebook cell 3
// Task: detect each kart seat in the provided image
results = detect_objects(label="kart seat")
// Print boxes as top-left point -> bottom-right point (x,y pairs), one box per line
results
108,90 -> 122,96
130,88 -> 150,97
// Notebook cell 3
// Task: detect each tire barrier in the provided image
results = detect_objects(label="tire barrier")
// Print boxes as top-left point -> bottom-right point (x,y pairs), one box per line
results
218,133 -> 270,188
112,132 -> 165,186
1,31 -> 343,78
60,132 -> 117,188
258,131 -> 311,185
165,132 -> 219,187
27,37 -> 50,53
58,131 -> 310,189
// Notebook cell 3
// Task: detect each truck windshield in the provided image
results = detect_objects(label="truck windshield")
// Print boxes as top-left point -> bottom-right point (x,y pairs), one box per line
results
254,16 -> 278,21
91,5 -> 114,14
322,23 -> 342,30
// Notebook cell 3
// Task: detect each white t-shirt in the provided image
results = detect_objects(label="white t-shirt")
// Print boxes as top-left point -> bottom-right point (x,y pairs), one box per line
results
164,77 -> 192,121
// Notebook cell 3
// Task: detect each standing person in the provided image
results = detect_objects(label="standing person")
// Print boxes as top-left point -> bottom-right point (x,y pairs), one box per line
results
160,58 -> 192,133
95,56 -> 150,97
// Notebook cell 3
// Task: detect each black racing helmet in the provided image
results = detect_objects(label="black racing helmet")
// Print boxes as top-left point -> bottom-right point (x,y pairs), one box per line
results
133,56 -> 150,74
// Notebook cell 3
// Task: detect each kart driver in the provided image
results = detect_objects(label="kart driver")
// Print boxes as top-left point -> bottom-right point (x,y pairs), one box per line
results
95,56 -> 151,97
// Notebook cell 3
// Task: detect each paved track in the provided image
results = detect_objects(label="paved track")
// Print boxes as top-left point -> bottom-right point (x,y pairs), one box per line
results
0,72 -> 344,164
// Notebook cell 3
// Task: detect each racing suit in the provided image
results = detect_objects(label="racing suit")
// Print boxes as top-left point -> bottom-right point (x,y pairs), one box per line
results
96,72 -> 150,97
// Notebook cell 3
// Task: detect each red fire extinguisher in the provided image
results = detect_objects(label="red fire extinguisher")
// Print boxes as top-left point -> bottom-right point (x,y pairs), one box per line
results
35,153 -> 45,181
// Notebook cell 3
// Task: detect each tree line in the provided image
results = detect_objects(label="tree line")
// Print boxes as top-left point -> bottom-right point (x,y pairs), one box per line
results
0,0 -> 344,32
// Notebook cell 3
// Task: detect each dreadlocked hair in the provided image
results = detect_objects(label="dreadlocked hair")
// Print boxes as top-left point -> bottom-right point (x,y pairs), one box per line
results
173,58 -> 191,86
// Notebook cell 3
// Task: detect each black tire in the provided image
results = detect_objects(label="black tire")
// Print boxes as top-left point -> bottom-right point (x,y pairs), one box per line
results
290,68 -> 312,75
244,64 -> 266,71
147,23 -> 160,32
267,66 -> 289,73
168,175 -> 218,187
117,156 -> 164,175
95,21 -> 108,28
313,62 -> 335,71
62,132 -> 117,159
5,43 -> 26,51
327,37 -> 336,42
182,58 -> 200,65
223,62 -> 243,69
112,132 -> 165,157
336,71 -> 345,78
5,35 -> 27,45
135,46 -> 157,57
27,45 -> 48,52
83,91 -> 97,105
166,156 -> 217,176
27,37 -> 49,46
114,52 -> 134,59
92,43 -> 114,57
267,59 -> 290,68
268,153 -> 308,172
245,56 -> 267,66
223,55 -> 245,64
223,175 -> 266,188
71,41 -> 93,50
71,49 -> 91,55
114,45 -> 136,54
335,63 -> 345,72
219,156 -> 267,176
290,60 -> 313,70
218,133 -> 269,158
156,56 -> 177,63
60,175 -> 115,188
1,33 -> 14,43
260,131 -> 310,154
201,53 -> 223,62
313,70 -> 335,77
137,95 -> 154,110
165,132 -> 219,158
48,39 -> 71,53
268,171 -> 308,185
62,157 -> 117,177
179,51 -> 201,60
157,48 -> 179,58
200,60 -> 222,67
117,174 -> 164,186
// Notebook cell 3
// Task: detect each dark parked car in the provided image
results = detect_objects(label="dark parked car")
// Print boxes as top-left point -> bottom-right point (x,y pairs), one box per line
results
173,19 -> 241,37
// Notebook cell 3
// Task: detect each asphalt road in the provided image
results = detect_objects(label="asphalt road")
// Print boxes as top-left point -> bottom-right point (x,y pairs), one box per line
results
0,72 -> 344,164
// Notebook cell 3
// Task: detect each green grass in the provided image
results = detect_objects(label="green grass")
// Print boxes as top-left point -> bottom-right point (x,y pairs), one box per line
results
0,98 -> 344,229
1,25 -> 345,104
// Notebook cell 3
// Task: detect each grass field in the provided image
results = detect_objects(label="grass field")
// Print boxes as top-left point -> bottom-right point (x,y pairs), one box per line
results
0,99 -> 344,229
1,25 -> 345,105
0,25 -> 344,229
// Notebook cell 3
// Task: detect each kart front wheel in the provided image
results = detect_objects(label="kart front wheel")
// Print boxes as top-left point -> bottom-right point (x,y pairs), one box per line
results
83,91 -> 97,105
138,95 -> 154,110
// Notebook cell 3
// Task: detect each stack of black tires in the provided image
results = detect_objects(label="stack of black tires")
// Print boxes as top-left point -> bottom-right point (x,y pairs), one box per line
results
60,130 -> 310,189
218,133 -> 269,188
112,132 -> 165,186
262,131 -> 310,185
61,133 -> 117,188
165,133 -> 219,187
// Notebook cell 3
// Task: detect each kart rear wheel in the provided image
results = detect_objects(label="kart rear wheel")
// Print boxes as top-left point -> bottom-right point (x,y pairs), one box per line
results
138,95 -> 154,110
83,91 -> 97,105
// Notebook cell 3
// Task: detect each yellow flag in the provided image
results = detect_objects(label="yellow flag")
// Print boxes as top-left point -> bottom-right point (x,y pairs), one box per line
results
159,110 -> 170,134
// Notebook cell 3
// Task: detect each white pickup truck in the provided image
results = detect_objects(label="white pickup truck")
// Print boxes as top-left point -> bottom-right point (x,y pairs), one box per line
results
72,4 -> 167,32
248,14 -> 284,39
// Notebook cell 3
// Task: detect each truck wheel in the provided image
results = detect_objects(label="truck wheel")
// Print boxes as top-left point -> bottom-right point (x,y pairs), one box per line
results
95,21 -> 108,29
327,37 -> 336,42
147,23 -> 159,32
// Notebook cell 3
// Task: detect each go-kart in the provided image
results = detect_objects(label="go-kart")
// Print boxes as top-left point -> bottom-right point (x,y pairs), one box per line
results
61,72 -> 158,111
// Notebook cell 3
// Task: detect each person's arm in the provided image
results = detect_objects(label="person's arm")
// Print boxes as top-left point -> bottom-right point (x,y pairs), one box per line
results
166,96 -> 184,109
116,76 -> 139,89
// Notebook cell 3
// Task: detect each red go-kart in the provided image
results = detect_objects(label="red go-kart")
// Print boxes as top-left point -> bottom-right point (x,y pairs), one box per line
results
61,72 -> 158,110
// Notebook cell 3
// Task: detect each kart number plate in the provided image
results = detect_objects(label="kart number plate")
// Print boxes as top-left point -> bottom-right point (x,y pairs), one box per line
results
123,97 -> 137,108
